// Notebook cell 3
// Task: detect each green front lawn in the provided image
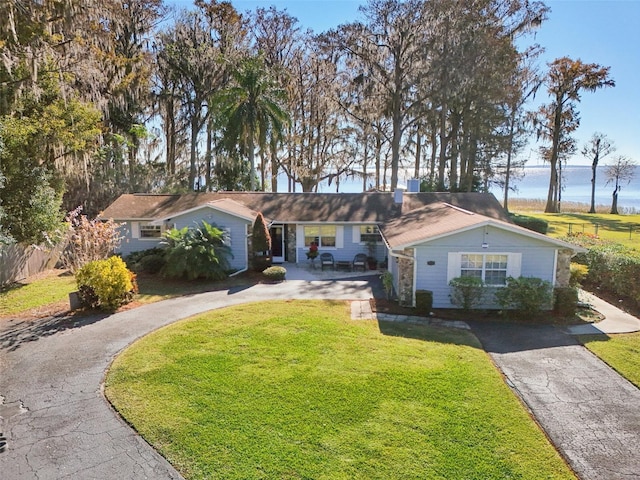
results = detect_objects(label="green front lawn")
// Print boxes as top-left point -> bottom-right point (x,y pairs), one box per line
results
0,270 -> 76,316
106,300 -> 574,480
518,212 -> 640,249
579,333 -> 640,388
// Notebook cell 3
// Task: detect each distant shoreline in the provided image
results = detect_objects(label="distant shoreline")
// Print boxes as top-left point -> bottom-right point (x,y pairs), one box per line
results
503,197 -> 637,215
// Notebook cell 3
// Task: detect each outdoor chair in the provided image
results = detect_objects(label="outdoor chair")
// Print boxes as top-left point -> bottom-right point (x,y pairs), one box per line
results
320,252 -> 335,271
352,253 -> 367,272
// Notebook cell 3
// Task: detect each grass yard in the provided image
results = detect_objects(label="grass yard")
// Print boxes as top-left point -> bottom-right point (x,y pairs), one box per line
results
579,333 -> 640,388
513,211 -> 640,249
105,300 -> 575,480
0,269 -> 76,316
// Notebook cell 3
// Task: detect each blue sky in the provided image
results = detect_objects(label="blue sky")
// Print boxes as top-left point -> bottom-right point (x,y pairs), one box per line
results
167,0 -> 639,167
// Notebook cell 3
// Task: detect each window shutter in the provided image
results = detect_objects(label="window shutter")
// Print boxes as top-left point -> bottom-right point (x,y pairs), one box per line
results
131,221 -> 140,239
296,225 -> 304,248
447,252 -> 461,282
507,253 -> 522,278
336,226 -> 344,248
352,225 -> 361,243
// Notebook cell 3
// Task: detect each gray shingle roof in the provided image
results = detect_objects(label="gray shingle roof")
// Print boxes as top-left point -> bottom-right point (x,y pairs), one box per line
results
100,191 -> 516,247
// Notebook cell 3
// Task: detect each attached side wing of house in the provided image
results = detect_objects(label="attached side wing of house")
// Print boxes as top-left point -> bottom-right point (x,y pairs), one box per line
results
381,202 -> 585,309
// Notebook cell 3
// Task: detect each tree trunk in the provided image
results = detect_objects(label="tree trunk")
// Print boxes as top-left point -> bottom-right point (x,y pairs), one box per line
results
610,186 -> 619,214
375,129 -> 382,190
248,133 -> 256,191
189,112 -> 199,190
437,103 -> 448,190
270,143 -> 278,192
545,98 -> 563,213
503,108 -> 517,212
589,152 -> 599,213
414,130 -> 422,180
205,121 -> 213,191
390,101 -> 402,191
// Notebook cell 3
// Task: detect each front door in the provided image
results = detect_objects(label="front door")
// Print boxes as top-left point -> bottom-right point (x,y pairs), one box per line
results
270,225 -> 285,263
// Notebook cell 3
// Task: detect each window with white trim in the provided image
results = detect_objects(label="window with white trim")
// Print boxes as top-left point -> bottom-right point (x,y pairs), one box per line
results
304,225 -> 336,247
139,223 -> 162,238
449,253 -> 519,287
222,227 -> 231,247
460,254 -> 508,285
359,225 -> 382,244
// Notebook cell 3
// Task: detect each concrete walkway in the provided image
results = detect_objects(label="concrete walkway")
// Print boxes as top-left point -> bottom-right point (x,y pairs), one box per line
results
2,270 -> 639,479
0,280 -> 374,480
470,322 -> 640,480
566,290 -> 640,335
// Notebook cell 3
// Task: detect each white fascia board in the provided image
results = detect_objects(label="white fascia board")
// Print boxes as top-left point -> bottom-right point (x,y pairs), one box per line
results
154,204 -> 255,223
391,220 -> 587,253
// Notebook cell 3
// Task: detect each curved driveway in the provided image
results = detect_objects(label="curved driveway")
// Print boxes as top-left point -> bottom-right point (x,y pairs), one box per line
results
0,280 -> 375,479
2,277 -> 640,479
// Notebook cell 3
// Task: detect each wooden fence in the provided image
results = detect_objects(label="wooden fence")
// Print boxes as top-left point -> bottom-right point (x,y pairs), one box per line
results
0,242 -> 66,286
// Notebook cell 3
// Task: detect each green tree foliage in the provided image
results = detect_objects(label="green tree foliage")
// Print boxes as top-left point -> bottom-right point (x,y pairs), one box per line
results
76,256 -> 137,311
160,221 -> 232,280
215,55 -> 289,191
251,212 -> 272,271
1,166 -> 64,245
533,57 -> 615,213
0,67 -> 101,243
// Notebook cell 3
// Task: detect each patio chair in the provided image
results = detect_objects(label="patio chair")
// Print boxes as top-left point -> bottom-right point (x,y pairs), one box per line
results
352,253 -> 367,272
320,252 -> 335,271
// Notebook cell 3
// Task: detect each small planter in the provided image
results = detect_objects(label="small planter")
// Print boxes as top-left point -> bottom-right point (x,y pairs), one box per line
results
69,291 -> 82,311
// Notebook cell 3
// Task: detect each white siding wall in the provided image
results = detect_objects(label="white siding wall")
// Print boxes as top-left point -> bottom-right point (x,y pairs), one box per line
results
414,225 -> 559,308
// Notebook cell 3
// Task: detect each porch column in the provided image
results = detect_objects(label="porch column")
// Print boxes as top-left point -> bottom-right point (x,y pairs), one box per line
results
398,248 -> 415,307
555,248 -> 573,287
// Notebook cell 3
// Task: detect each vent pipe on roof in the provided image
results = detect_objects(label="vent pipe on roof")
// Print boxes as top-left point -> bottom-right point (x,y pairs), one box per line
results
407,178 -> 420,192
394,189 -> 404,204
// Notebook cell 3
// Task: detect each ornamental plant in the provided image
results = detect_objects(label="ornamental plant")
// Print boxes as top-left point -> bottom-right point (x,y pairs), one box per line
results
76,256 -> 137,311
160,221 -> 232,280
62,206 -> 123,273
449,276 -> 485,311
251,212 -> 272,271
494,276 -> 553,318
262,266 -> 286,281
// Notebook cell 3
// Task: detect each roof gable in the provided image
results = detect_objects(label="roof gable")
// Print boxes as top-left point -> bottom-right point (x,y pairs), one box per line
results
381,202 -> 583,252
153,198 -> 263,223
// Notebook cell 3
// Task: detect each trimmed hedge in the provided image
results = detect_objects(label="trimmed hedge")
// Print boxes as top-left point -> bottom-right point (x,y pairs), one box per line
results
76,256 -> 137,311
415,290 -> 433,314
554,287 -> 579,317
495,276 -> 553,317
510,214 -> 548,234
566,235 -> 640,307
262,266 -> 286,281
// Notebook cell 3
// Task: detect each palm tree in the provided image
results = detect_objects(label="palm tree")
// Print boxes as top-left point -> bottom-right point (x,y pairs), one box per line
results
215,55 -> 289,191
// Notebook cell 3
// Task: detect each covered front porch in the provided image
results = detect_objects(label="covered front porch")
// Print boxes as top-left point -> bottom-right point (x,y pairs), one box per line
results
278,262 -> 382,281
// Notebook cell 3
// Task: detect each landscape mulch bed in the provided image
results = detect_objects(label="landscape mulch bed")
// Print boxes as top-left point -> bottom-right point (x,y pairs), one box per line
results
370,296 -> 604,326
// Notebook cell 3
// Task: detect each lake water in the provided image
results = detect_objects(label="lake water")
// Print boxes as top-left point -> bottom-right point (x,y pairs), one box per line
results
306,164 -> 640,211
493,165 -> 640,211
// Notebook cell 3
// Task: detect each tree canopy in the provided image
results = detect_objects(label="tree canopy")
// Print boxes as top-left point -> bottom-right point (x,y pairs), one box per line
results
0,0 -> 620,244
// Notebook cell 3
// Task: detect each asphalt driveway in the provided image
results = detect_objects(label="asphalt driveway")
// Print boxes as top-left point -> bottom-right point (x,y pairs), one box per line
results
0,279 -> 375,479
470,322 -> 640,480
2,277 -> 640,480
